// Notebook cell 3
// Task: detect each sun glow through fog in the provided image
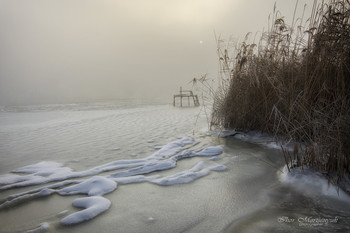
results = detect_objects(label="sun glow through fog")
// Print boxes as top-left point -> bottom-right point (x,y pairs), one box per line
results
116,0 -> 236,27
0,0 -> 311,105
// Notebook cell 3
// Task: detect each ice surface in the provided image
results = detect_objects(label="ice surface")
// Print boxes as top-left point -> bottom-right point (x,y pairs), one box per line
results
26,222 -> 50,233
0,188 -> 55,209
151,161 -> 226,186
5,180 -> 80,201
279,166 -> 350,202
60,196 -> 111,225
148,137 -> 196,159
0,137 -> 224,191
217,130 -> 294,151
173,146 -> 223,161
0,162 -> 74,190
57,210 -> 69,217
0,138 -> 206,190
194,146 -> 223,156
0,173 -> 34,185
217,130 -> 239,137
108,158 -> 177,178
0,159 -> 144,190
89,158 -> 148,173
0,137 -> 226,227
112,175 -> 160,184
58,176 -> 117,196
13,161 -> 67,174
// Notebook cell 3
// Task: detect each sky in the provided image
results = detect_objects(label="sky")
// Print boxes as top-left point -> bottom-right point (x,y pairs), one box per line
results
0,0 -> 314,105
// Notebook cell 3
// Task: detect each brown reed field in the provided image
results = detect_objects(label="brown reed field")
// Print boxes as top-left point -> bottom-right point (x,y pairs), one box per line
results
211,0 -> 350,184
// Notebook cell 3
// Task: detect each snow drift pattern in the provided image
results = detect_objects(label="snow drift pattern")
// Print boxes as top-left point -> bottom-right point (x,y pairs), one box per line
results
0,137 -> 225,227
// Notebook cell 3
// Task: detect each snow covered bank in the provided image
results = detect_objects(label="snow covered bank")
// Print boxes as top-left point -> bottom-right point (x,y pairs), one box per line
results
218,129 -> 350,202
217,130 -> 294,151
279,165 -> 350,202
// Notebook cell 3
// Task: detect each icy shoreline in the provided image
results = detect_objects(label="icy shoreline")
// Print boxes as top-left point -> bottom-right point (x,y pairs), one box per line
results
1,104 -> 349,233
217,129 -> 350,198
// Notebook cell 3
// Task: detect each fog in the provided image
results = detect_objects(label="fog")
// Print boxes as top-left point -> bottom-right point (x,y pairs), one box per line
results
0,0 -> 312,105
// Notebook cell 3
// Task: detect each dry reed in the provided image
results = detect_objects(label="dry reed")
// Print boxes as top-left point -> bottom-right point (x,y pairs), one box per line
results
212,0 -> 350,183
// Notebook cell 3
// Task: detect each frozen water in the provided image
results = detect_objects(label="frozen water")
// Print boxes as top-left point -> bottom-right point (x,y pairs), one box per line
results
279,165 -> 350,202
151,161 -> 226,186
0,173 -> 34,185
2,102 -> 348,233
60,196 -> 111,225
26,222 -> 50,233
148,137 -> 196,160
0,136 -> 225,226
194,146 -> 223,156
13,161 -> 67,174
217,130 -> 294,151
112,175 -> 160,184
107,158 -> 177,178
0,188 -> 55,209
58,176 -> 117,196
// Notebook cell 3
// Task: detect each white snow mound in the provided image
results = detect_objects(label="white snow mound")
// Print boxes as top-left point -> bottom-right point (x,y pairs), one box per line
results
58,176 -> 117,196
152,161 -> 227,186
60,196 -> 111,225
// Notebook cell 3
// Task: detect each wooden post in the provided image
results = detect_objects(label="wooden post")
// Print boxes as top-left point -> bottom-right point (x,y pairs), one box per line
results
180,86 -> 182,107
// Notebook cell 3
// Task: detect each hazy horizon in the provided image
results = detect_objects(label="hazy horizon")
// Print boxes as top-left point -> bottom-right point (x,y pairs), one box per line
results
0,0 -> 312,106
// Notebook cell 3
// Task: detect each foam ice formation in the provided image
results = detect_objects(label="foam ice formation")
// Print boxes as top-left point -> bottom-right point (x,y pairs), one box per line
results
194,146 -> 223,156
13,161 -> 67,174
58,176 -> 117,196
0,137 -> 226,227
151,161 -> 226,186
0,188 -> 55,209
107,158 -> 177,178
148,137 -> 196,160
112,175 -> 160,184
0,173 -> 34,185
60,196 -> 111,225
26,222 -> 50,233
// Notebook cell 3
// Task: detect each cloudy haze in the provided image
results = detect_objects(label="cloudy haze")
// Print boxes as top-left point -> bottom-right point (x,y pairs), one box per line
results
0,0 -> 312,105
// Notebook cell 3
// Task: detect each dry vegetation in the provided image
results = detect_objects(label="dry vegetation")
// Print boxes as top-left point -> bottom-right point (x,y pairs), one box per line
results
212,0 -> 350,183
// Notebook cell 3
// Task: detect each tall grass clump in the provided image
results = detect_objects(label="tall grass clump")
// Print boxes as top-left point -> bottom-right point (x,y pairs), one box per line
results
212,0 -> 350,183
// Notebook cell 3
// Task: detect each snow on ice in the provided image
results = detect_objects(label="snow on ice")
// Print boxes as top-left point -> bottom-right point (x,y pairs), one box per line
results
0,137 -> 225,227
151,161 -> 226,186
26,222 -> 50,233
60,196 -> 111,225
58,176 -> 117,196
279,165 -> 350,202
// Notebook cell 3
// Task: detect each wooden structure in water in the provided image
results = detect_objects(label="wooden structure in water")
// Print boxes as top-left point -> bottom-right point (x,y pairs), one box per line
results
173,87 -> 200,107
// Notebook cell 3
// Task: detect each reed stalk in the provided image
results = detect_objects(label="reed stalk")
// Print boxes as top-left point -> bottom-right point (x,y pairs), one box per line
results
212,0 -> 350,183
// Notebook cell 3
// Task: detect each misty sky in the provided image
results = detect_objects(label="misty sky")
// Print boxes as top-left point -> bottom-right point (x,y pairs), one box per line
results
0,0 -> 312,105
